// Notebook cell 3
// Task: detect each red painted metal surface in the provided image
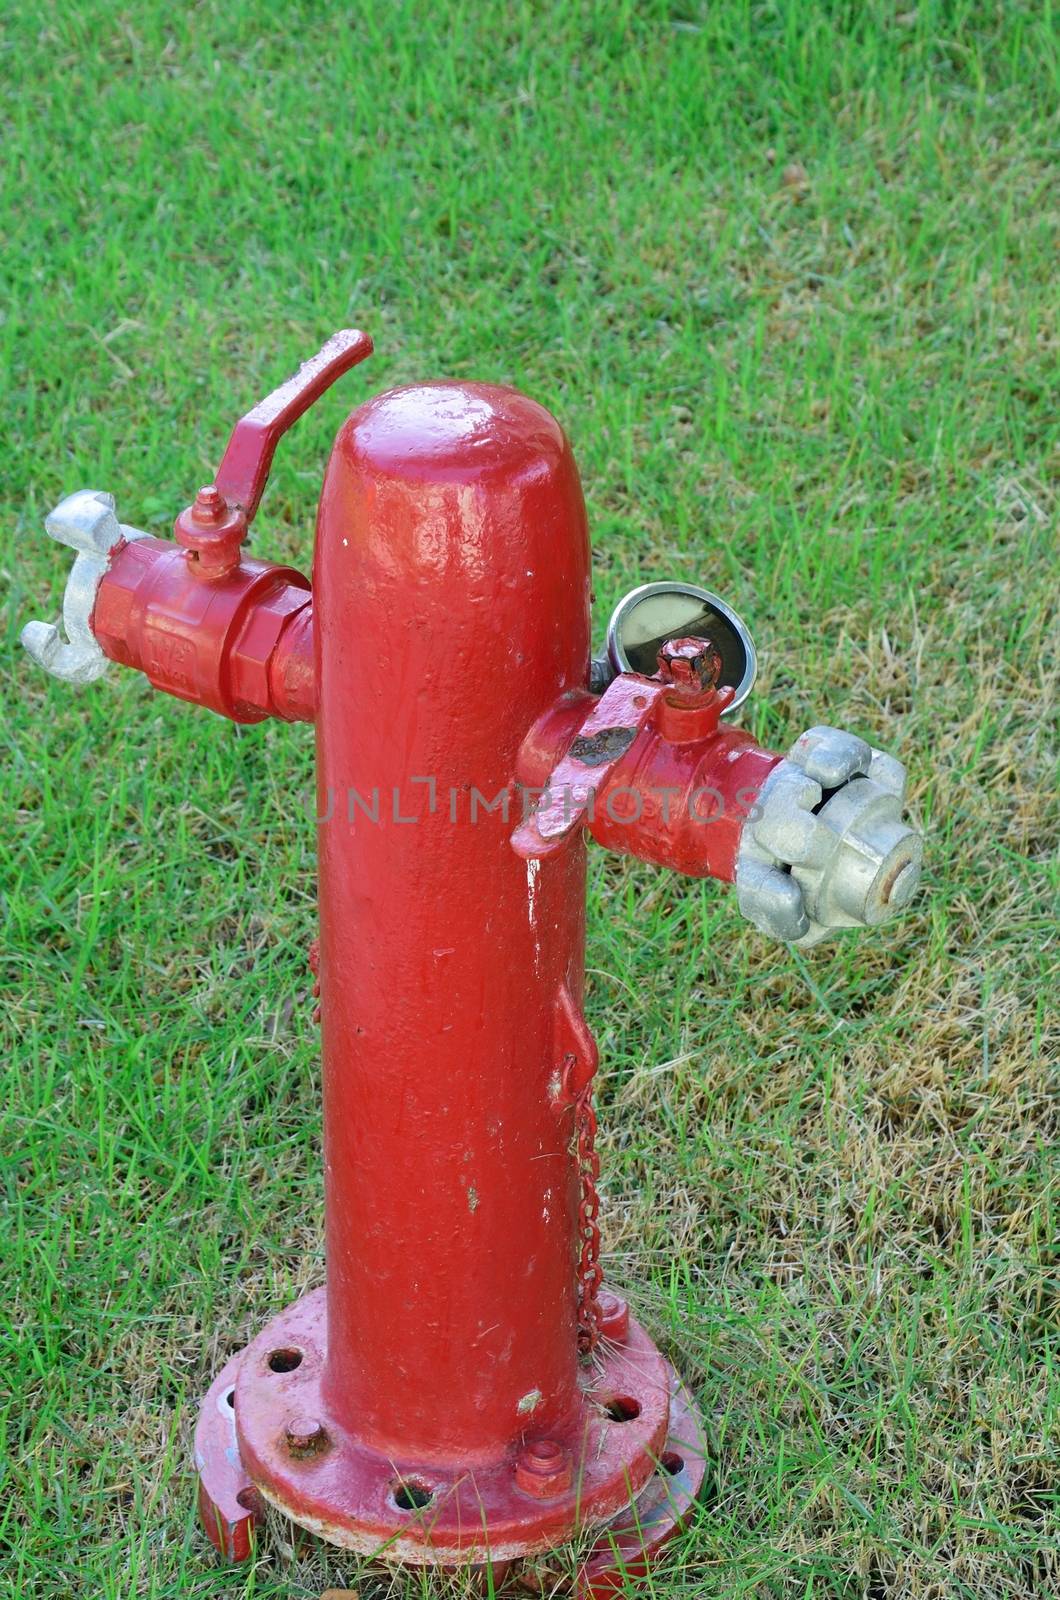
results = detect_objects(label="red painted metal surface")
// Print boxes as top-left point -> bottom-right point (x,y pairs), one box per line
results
591,708 -> 778,880
514,669 -> 781,882
194,1356 -> 263,1560
92,536 -> 315,722
229,1286 -> 672,1562
173,330 -> 373,580
312,382 -> 593,1469
214,329 -> 374,523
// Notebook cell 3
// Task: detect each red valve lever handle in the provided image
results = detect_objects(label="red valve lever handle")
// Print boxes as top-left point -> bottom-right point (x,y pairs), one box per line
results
213,328 -> 374,522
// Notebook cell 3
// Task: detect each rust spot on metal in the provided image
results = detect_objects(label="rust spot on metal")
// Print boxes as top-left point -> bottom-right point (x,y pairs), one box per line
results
284,1415 -> 330,1459
570,726 -> 637,766
657,634 -> 723,692
236,1486 -> 264,1516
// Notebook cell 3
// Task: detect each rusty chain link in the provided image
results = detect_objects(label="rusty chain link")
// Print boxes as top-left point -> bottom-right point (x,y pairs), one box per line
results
566,1054 -> 603,1354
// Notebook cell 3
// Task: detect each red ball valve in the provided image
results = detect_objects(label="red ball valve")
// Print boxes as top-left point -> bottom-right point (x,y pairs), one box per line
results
22,334 -> 922,1592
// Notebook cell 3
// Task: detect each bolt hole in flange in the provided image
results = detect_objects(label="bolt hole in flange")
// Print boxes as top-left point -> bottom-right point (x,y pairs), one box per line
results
392,1478 -> 434,1512
224,1387 -> 235,1410
603,1395 -> 642,1422
658,1451 -> 684,1476
267,1347 -> 303,1373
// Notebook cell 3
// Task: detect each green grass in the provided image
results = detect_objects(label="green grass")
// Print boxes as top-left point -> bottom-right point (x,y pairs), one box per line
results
2,2 -> 1058,1596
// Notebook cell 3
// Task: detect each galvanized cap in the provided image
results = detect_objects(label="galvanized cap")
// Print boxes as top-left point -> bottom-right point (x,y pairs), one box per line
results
736,726 -> 922,946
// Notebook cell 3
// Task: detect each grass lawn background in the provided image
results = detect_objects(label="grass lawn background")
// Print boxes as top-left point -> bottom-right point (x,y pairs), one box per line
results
2,3 -> 1057,1596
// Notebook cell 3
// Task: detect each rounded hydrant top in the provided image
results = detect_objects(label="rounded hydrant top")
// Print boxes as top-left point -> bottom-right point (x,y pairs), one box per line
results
341,381 -> 570,484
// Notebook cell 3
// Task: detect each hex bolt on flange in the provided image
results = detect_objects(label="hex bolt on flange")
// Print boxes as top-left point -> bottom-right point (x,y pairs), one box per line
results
284,1415 -> 330,1459
596,1290 -> 630,1343
515,1440 -> 573,1498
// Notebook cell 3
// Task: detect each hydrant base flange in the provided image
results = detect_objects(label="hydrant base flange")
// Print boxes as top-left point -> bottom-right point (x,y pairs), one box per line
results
194,1286 -> 707,1586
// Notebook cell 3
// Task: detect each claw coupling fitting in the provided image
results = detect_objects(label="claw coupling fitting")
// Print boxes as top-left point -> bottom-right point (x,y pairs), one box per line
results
736,725 -> 922,945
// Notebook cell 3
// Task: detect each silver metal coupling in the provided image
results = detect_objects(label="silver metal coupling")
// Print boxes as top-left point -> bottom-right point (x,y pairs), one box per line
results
736,725 -> 922,946
21,490 -> 145,685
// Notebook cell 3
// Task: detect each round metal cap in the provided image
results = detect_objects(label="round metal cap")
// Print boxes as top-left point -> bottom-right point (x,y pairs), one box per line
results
606,581 -> 757,712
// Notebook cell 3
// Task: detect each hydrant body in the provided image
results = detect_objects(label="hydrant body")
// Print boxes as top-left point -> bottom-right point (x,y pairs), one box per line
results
21,334 -> 923,1592
227,383 -> 689,1567
315,384 -> 590,1457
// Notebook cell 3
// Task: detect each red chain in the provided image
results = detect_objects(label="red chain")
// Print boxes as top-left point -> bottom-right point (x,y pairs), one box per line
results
569,1059 -> 603,1355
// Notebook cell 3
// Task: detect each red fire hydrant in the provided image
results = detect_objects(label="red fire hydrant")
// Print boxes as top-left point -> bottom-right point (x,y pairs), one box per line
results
23,333 -> 922,1593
